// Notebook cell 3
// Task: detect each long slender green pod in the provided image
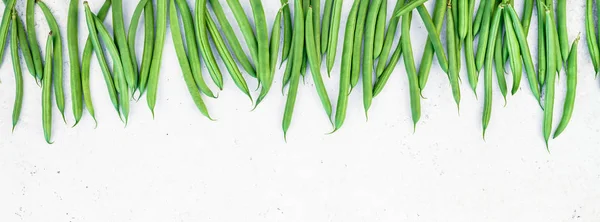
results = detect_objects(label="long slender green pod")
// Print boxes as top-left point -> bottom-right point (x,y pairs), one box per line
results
350,0 -> 370,90
169,0 -> 212,119
506,5 -> 540,103
557,0 -> 568,63
175,0 -> 216,98
15,14 -> 35,80
362,0 -> 384,118
373,0 -> 386,58
83,1 -> 119,117
376,0 -> 405,77
543,6 -> 558,148
537,0 -> 547,84
38,1 -> 66,122
282,0 -> 305,140
68,0 -> 83,125
475,0 -> 496,71
332,0 -> 359,132
554,35 -> 579,139
146,0 -> 168,115
494,31 -> 508,104
305,7 -> 333,123
252,0 -> 272,106
482,3 -> 503,139
206,12 -> 252,101
311,0 -> 321,56
416,5 -> 448,74
326,0 -> 344,74
42,32 -> 54,144
280,0 -> 292,62
0,0 -> 15,66
26,0 -> 43,80
269,9 -> 282,85
373,36 -> 403,97
401,11 -> 421,129
417,0 -> 446,91
127,0 -> 150,83
112,0 -> 136,92
321,0 -> 334,55
503,10 -> 522,95
473,0 -> 485,35
209,0 -> 256,77
226,0 -> 258,61
138,0 -> 155,95
196,0 -> 224,90
446,5 -> 461,109
10,12 -> 23,131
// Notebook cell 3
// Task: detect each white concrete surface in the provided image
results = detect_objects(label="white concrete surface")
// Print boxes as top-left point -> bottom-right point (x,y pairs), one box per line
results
0,0 -> 599,221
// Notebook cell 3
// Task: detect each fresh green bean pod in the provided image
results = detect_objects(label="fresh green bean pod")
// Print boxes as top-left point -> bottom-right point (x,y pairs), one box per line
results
112,0 -> 137,92
138,0 -> 155,95
350,0 -> 370,91
482,3 -> 503,139
206,12 -> 252,102
282,43 -> 295,89
68,0 -> 83,125
0,0 -> 15,66
226,0 -> 258,62
446,5 -> 461,109
311,0 -> 321,56
321,0 -> 334,55
38,1 -> 66,122
547,1 -> 562,71
416,5 -> 449,74
83,1 -> 119,117
401,11 -> 421,129
587,0 -> 600,73
494,31 -> 508,105
269,9 -> 283,83
27,0 -> 43,80
475,0 -> 496,71
393,0 -> 428,17
196,0 -> 224,90
280,0 -> 292,63
473,0 -> 485,35
81,0 -> 112,124
417,0 -> 446,91
373,36 -> 403,97
209,0 -> 256,77
373,0 -> 386,58
42,32 -> 54,144
14,14 -> 35,80
458,0 -> 468,40
127,0 -> 150,83
537,0 -> 547,85
465,0 -> 478,95
169,0 -> 212,119
543,7 -> 558,148
521,0 -> 533,36
554,35 -> 579,139
251,0 -> 273,106
376,0 -> 405,77
306,7 -> 333,123
503,10 -> 522,95
10,12 -> 23,131
326,0 -> 344,74
557,0 -> 568,63
332,0 -> 359,132
282,0 -> 305,140
362,0 -> 384,117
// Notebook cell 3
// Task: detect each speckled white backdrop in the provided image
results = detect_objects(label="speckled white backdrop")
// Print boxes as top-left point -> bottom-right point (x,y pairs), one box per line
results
0,0 -> 599,221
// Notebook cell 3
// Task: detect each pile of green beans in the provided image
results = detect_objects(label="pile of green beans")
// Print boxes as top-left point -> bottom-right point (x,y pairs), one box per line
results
0,0 -> 586,149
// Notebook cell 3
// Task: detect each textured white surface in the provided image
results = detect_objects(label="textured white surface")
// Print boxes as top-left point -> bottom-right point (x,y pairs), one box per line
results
0,0 -> 599,221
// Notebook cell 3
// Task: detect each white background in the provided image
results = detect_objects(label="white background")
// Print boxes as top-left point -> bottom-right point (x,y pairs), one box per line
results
1,0 -> 599,221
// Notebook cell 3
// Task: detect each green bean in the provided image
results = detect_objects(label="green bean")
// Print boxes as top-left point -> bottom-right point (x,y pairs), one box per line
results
557,0 -> 568,63
503,10 -> 522,95
554,35 -> 579,139
206,11 -> 252,102
226,0 -> 258,62
547,1 -> 562,72
473,0 -> 485,35
269,9 -> 283,85
376,0 -> 405,77
282,43 -> 294,89
138,0 -> 154,96
326,0 -> 343,75
169,0 -> 212,119
93,14 -> 129,123
175,0 -> 216,98
282,0 -> 304,140
506,5 -> 541,103
321,0 -> 333,55
543,6 -> 558,148
482,3 -> 503,139
38,1 -> 66,123
374,36 -> 403,97
10,11 -> 23,131
280,0 -> 292,63
251,0 -> 272,106
446,5 -> 461,109
416,5 -> 449,74
306,7 -> 333,123
67,0 -> 83,125
458,0 -> 468,40
587,0 -> 600,73
83,1 -> 119,119
494,30 -> 508,105
196,0 -> 224,90
127,0 -> 150,85
332,0 -> 359,132
81,0 -> 112,125
465,0 -> 477,95
27,0 -> 43,81
475,0 -> 496,71
537,0 -> 547,85
15,14 -> 36,80
209,0 -> 256,78
111,0 -> 137,92
521,0 -> 533,36
401,11 -> 421,129
42,32 -> 54,144
373,0 -> 386,58
393,0 -> 428,18
350,0 -> 370,91
362,0 -> 383,118
417,0 -> 446,91
0,0 -> 15,66
146,0 -> 167,116
311,0 -> 321,57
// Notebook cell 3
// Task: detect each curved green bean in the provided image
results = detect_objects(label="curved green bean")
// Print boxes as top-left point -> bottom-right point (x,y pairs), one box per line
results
416,5 -> 448,74
376,0 -> 405,77
393,0 -> 428,18
282,0 -> 304,140
362,0 -> 384,118
543,6 -> 558,148
280,0 -> 292,63
321,0 -> 333,55
446,5 -> 461,109
68,0 -> 83,125
326,0 -> 343,74
494,31 -> 508,105
252,0 -> 272,106
482,3 -> 503,139
350,0 -> 370,91
169,0 -> 212,119
10,11 -> 23,131
503,10 -> 522,95
146,0 -> 167,116
401,11 -> 421,129
127,0 -> 150,83
473,0 -> 485,35
306,7 -> 333,124
374,36 -> 403,97
27,0 -> 43,81
521,0 -> 533,36
554,35 -> 579,139
225,0 -> 258,62
112,0 -> 136,92
14,13 -> 36,80
138,0 -> 155,96
417,0 -> 446,91
269,9 -> 282,84
42,32 -> 54,144
557,0 -> 568,63
475,0 -> 495,72
195,0 -> 224,90
373,0 -> 386,58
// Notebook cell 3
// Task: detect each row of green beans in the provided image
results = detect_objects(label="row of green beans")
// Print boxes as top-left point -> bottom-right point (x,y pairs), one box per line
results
0,0 -> 584,148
